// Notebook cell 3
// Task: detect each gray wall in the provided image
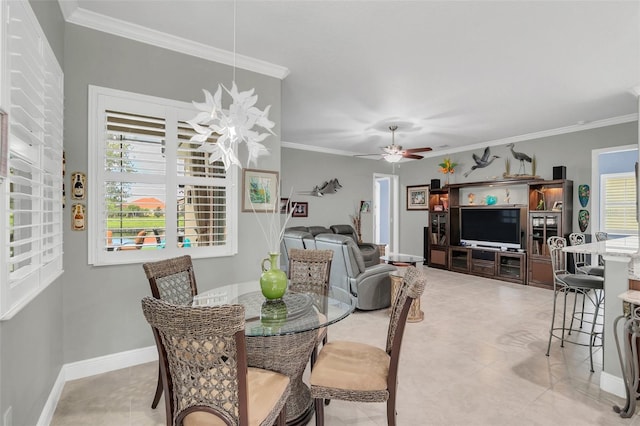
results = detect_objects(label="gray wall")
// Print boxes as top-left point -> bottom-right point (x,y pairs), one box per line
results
63,23 -> 282,363
281,149 -> 399,242
283,122 -> 638,258
0,3 -> 66,426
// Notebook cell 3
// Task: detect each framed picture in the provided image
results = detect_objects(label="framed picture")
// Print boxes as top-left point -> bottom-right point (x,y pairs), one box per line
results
406,185 -> 429,210
71,171 -> 87,200
0,109 -> 8,180
360,200 -> 371,213
280,198 -> 290,214
242,168 -> 279,212
552,201 -> 563,211
291,201 -> 308,217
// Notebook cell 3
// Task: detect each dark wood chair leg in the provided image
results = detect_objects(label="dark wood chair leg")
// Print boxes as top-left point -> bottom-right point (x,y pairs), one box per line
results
151,365 -> 162,409
311,346 -> 318,370
387,391 -> 397,426
314,398 -> 324,426
276,405 -> 287,426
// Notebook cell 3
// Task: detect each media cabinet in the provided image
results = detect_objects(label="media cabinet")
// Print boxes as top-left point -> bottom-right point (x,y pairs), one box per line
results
426,178 -> 573,289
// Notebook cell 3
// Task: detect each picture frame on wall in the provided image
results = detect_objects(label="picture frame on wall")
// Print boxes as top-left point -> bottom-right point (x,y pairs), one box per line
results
242,168 -> 279,212
291,201 -> 308,217
406,184 -> 429,210
280,198 -> 290,214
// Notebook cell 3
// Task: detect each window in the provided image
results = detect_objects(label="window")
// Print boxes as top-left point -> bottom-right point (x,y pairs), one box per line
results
600,172 -> 638,236
88,86 -> 238,265
1,0 -> 64,319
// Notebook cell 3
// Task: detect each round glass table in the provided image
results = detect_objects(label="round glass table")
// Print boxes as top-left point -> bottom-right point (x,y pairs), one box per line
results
380,253 -> 425,266
194,281 -> 355,425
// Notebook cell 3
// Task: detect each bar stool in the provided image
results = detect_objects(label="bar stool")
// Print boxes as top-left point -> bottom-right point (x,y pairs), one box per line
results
546,236 -> 605,372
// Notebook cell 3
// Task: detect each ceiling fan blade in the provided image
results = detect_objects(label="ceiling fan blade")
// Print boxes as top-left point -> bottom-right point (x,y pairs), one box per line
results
405,147 -> 432,153
354,153 -> 382,158
402,153 -> 424,160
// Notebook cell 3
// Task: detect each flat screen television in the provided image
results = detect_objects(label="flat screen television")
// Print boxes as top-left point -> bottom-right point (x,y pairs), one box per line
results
460,207 -> 521,250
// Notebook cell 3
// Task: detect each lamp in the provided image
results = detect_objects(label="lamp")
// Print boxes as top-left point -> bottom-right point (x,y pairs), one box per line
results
187,0 -> 274,171
384,152 -> 403,163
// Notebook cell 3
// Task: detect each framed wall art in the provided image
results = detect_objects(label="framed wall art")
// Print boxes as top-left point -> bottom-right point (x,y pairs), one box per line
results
406,185 -> 429,210
71,171 -> 86,200
291,201 -> 308,217
242,168 -> 279,212
280,198 -> 291,214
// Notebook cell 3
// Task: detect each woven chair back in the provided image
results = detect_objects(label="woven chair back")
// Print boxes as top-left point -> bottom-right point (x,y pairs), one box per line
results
143,255 -> 198,305
141,297 -> 248,426
288,249 -> 333,295
386,266 -> 426,355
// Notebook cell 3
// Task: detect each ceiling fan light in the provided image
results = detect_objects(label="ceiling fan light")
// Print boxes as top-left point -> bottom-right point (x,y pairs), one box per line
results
384,153 -> 403,163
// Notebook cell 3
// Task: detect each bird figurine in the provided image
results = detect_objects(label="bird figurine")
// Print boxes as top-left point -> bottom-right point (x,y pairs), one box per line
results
506,143 -> 532,175
464,147 -> 500,177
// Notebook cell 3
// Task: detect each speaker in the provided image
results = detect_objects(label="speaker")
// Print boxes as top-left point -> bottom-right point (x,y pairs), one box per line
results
553,166 -> 566,180
430,179 -> 441,190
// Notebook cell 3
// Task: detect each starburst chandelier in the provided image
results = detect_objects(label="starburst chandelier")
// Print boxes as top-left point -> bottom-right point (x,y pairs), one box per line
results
187,1 -> 274,171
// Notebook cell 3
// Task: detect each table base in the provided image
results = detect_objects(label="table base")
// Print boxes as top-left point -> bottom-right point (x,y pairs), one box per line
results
247,329 -> 317,425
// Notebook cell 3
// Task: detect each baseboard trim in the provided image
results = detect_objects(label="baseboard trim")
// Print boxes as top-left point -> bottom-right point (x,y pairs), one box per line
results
38,345 -> 158,425
64,345 -> 157,381
36,369 -> 66,426
600,371 -> 626,398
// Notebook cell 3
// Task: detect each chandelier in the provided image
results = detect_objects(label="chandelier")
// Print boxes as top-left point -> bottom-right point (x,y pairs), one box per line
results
187,1 -> 274,171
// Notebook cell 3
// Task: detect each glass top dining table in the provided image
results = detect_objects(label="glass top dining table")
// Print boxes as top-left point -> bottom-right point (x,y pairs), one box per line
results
193,281 -> 356,425
193,280 -> 356,336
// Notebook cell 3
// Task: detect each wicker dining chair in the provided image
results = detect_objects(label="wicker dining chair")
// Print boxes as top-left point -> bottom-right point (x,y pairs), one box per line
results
309,266 -> 427,426
142,255 -> 198,414
287,248 -> 333,368
141,297 -> 290,426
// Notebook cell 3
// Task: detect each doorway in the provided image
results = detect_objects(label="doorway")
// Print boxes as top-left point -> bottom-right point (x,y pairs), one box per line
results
373,173 -> 399,253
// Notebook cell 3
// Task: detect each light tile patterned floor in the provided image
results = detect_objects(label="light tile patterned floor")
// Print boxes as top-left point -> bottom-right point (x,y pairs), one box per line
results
52,267 -> 640,425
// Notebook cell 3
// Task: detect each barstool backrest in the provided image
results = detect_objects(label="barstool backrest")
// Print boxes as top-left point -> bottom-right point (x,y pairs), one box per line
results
568,232 -> 588,273
547,236 -> 569,285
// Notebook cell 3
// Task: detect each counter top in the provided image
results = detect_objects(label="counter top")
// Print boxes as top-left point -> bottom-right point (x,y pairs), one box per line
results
562,235 -> 640,279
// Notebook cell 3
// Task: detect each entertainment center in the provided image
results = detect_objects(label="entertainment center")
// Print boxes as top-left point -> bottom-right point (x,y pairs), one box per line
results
427,178 -> 573,289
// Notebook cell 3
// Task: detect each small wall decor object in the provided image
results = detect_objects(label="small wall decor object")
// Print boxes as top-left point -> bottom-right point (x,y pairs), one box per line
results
407,185 -> 429,210
578,209 -> 590,232
360,200 -> 371,213
279,198 -> 290,214
464,147 -> 499,178
71,172 -> 86,200
578,184 -> 590,208
242,168 -> 279,212
291,201 -> 308,217
72,203 -> 86,231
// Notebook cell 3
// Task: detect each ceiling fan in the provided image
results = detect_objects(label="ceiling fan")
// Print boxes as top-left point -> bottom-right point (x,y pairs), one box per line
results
356,125 -> 432,163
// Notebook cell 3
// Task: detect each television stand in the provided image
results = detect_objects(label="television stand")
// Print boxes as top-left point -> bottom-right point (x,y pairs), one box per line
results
449,246 -> 526,285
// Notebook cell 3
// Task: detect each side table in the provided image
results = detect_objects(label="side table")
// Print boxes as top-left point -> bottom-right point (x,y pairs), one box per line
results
390,272 -> 423,322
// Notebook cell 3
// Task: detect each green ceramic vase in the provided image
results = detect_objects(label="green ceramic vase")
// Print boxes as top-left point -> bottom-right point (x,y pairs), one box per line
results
260,253 -> 287,300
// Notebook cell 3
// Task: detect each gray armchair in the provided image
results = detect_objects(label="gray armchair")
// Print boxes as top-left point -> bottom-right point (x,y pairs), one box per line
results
330,224 -> 380,267
281,229 -> 314,270
314,233 -> 396,310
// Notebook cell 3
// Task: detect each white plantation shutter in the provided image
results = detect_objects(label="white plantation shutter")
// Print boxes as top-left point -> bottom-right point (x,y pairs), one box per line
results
601,172 -> 638,235
88,86 -> 237,266
1,0 -> 64,319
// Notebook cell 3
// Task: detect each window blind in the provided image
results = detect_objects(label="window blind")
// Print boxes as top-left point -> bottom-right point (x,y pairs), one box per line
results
602,173 -> 638,235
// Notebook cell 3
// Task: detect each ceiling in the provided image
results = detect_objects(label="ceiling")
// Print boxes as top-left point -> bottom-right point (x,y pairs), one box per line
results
61,1 -> 640,159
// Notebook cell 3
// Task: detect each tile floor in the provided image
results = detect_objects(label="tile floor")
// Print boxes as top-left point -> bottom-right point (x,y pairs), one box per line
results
52,267 -> 640,425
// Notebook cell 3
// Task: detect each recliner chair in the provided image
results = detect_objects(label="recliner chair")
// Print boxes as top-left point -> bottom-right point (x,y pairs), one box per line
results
314,233 -> 396,310
330,224 -> 380,267
281,229 -> 314,270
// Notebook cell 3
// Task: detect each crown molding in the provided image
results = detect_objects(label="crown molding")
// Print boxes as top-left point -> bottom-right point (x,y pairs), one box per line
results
283,113 -> 639,158
60,2 -> 289,80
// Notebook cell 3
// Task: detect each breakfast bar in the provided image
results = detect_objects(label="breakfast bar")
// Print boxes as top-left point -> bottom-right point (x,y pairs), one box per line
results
563,236 -> 640,398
